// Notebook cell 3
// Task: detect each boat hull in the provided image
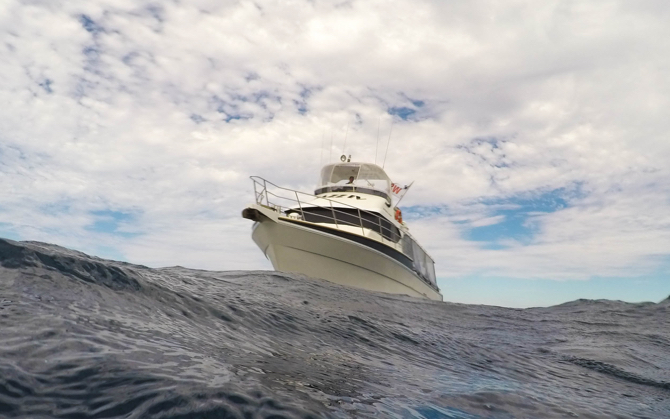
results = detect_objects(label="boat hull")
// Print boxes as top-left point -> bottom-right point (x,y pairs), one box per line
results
248,205 -> 443,301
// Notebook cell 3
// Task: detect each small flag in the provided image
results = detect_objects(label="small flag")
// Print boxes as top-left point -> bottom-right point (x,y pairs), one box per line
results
390,181 -> 413,201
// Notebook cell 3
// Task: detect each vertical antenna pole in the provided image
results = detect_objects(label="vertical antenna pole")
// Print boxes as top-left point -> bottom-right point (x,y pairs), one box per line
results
329,130 -> 334,162
382,118 -> 393,169
342,124 -> 349,155
320,129 -> 325,167
375,116 -> 381,165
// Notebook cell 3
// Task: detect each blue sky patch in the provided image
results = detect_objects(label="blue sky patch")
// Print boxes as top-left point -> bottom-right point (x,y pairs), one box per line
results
293,99 -> 307,115
387,95 -> 428,120
401,205 -> 445,221
443,273 -> 670,308
293,87 -> 311,114
467,213 -> 534,249
457,137 -> 510,169
212,95 -> 256,121
79,15 -> 103,34
39,79 -> 53,94
0,223 -> 21,242
93,245 -> 129,262
402,188 -> 573,249
466,190 -> 568,246
83,46 -> 100,60
388,106 -> 416,120
190,114 -> 205,123
87,210 -> 139,238
224,114 -> 245,122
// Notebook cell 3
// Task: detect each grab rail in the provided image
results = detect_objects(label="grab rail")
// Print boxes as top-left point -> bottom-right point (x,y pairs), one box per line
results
250,176 -> 399,245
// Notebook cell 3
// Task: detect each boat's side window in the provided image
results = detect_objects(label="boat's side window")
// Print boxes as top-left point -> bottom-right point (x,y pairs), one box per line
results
324,193 -> 361,199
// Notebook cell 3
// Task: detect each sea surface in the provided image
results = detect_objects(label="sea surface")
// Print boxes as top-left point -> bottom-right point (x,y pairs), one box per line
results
0,238 -> 668,419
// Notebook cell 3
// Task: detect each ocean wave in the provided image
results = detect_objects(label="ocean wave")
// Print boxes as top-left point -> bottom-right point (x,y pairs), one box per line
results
1,238 -> 668,418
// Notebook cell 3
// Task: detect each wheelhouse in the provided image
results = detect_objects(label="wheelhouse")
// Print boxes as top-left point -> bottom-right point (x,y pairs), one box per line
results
314,163 -> 392,202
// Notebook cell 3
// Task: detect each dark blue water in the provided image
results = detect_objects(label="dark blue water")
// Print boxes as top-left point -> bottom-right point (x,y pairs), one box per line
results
1,238 -> 668,418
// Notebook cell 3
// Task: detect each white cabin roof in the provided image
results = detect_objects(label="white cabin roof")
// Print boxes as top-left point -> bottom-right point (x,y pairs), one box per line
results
317,162 -> 391,197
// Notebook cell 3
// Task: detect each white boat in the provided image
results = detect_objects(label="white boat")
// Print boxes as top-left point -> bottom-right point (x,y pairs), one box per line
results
242,159 -> 443,301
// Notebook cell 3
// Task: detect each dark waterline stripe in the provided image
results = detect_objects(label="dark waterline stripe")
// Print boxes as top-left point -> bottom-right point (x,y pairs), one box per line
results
280,218 -> 439,292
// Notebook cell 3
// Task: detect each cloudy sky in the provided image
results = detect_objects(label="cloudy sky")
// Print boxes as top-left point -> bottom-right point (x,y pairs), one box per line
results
2,0 -> 669,307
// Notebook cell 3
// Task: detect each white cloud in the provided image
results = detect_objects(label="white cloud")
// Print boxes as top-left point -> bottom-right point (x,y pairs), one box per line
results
1,0 -> 669,294
468,214 -> 506,228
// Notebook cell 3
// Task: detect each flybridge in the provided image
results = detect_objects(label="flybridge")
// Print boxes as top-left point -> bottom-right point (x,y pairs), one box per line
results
312,162 -> 415,205
316,162 -> 391,197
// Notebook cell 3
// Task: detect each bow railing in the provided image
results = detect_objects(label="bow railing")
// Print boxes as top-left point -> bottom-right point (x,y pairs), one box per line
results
251,176 -> 399,243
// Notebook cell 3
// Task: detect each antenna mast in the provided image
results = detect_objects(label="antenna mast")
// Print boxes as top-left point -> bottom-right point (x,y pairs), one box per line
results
382,119 -> 393,169
320,129 -> 325,167
375,116 -> 381,165
329,130 -> 334,162
342,124 -> 349,155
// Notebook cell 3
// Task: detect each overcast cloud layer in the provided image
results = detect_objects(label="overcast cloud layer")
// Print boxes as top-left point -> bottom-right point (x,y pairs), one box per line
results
1,0 -> 669,303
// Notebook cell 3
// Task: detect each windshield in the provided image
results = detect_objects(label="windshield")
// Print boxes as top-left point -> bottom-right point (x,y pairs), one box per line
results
318,163 -> 391,195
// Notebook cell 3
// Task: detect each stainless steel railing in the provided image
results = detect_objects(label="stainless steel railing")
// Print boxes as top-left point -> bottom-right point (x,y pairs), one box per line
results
251,176 -> 400,246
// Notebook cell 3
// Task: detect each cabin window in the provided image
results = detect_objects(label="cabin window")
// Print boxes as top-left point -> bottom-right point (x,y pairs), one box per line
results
317,163 -> 392,198
290,207 -> 401,242
402,235 -> 437,287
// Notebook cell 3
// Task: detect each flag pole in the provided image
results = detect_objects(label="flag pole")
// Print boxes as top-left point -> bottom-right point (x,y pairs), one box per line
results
394,181 -> 414,207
